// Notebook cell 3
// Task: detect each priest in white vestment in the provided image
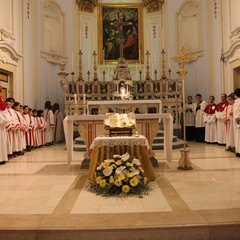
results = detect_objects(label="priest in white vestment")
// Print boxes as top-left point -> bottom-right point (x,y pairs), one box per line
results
223,94 -> 235,151
186,96 -> 196,141
44,101 -> 55,145
195,94 -> 208,142
233,89 -> 240,157
216,93 -> 228,145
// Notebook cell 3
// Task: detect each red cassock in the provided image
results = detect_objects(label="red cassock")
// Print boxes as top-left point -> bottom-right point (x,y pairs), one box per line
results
204,104 -> 217,114
0,96 -> 7,111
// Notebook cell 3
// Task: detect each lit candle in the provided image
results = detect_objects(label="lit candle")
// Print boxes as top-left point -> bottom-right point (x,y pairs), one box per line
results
71,51 -> 74,72
83,94 -> 86,105
74,94 -> 77,104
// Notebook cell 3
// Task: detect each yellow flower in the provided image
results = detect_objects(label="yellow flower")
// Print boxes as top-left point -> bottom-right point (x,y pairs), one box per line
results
109,176 -> 114,183
127,172 -> 133,178
100,179 -> 106,187
144,177 -> 148,184
96,176 -> 102,184
119,174 -> 125,180
115,160 -> 122,166
102,161 -> 110,168
113,154 -> 121,159
130,176 -> 139,187
122,185 -> 130,194
114,178 -> 122,187
138,166 -> 144,173
126,162 -> 133,167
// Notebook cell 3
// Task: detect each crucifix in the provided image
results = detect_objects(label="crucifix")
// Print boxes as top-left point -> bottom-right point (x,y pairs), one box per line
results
109,11 -> 132,59
172,47 -> 195,170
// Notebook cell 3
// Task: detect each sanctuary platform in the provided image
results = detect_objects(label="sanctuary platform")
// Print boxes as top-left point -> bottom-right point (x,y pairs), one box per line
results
1,142 -> 240,240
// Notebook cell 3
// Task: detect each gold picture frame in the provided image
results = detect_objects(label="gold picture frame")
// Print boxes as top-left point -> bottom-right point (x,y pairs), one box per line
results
98,3 -> 143,64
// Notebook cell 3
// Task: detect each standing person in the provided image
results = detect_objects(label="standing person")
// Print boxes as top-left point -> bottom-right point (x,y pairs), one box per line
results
185,95 -> 195,141
0,83 -> 8,165
53,103 -> 64,142
195,94 -> 208,142
37,110 -> 46,147
43,101 -> 55,146
233,89 -> 240,157
204,96 -> 217,143
224,94 -> 235,152
216,93 -> 229,145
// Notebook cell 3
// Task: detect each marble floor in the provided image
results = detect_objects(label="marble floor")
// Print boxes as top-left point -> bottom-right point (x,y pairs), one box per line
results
1,142 -> 240,240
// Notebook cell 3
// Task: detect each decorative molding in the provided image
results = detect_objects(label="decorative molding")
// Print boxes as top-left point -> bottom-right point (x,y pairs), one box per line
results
230,27 -> 240,43
76,0 -> 97,13
85,24 -> 88,39
0,28 -> 22,65
213,0 -> 217,18
152,25 -> 156,38
0,28 -> 15,46
143,0 -> 164,13
224,39 -> 240,63
27,0 -> 31,19
41,51 -> 67,65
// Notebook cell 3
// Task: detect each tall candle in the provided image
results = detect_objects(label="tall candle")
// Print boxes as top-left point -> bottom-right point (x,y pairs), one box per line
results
139,49 -> 141,63
168,48 -> 171,68
162,29 -> 164,49
83,94 -> 86,105
74,94 -> 77,104
108,64 -> 110,81
71,51 -> 74,72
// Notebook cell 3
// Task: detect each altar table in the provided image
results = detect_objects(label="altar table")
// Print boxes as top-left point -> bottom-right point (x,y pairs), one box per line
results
88,135 -> 156,181
63,113 -> 173,164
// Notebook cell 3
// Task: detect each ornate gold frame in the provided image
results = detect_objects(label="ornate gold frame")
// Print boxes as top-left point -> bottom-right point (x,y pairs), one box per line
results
98,3 -> 143,64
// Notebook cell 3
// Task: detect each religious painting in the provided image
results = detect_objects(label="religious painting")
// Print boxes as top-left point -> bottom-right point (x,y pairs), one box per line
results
98,3 -> 143,64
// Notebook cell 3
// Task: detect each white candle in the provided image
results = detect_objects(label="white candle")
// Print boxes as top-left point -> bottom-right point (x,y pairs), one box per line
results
71,51 -> 74,72
83,94 -> 86,105
103,49 -> 105,66
162,29 -> 164,49
139,49 -> 141,63
135,63 -> 137,81
168,48 -> 171,68
154,50 -> 157,69
87,50 -> 90,71
74,94 -> 77,104
80,27 -> 82,50
108,64 -> 110,81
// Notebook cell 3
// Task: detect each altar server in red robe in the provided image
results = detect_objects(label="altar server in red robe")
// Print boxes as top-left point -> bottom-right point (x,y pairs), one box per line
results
204,96 -> 217,143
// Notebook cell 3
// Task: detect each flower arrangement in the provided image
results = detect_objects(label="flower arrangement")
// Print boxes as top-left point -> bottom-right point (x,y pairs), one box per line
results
89,153 -> 150,197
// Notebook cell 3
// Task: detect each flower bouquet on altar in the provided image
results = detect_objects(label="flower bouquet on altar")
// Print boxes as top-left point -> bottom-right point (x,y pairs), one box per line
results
89,153 -> 150,197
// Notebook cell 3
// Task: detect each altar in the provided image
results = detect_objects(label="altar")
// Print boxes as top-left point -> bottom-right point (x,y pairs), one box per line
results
63,112 -> 173,165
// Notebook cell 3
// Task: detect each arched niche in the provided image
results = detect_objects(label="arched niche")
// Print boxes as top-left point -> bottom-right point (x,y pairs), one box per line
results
176,0 -> 203,60
41,0 -> 66,64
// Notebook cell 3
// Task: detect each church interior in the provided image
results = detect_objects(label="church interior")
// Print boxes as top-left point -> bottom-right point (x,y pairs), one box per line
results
1,0 -> 240,239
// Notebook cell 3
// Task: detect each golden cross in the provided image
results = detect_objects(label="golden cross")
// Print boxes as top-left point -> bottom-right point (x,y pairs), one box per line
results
171,47 -> 195,77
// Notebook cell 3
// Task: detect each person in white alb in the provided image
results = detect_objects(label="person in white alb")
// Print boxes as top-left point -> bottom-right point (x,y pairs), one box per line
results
223,94 -> 235,152
233,89 -> 240,157
53,103 -> 64,142
43,101 -> 55,145
185,95 -> 195,141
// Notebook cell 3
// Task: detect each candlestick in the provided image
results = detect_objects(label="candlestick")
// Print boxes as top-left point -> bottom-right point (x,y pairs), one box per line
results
168,48 -> 171,69
162,29 -> 164,49
71,51 -> 74,73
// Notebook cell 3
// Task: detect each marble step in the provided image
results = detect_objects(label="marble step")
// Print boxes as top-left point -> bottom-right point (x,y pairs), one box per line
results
152,138 -> 185,150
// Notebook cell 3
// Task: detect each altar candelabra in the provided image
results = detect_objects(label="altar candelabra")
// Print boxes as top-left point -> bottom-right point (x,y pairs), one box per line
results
172,47 -> 195,170
161,49 -> 166,79
145,51 -> 151,80
78,50 -> 83,81
92,51 -> 98,81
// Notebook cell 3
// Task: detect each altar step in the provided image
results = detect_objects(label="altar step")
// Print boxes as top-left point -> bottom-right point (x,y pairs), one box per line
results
73,131 -> 185,152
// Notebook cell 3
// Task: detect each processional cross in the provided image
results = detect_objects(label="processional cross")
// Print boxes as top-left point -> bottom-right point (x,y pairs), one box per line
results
172,47 -> 195,170
110,11 -> 132,59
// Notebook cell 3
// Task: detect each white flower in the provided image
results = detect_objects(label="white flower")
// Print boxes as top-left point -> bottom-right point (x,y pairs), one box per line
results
96,165 -> 103,170
132,158 -> 141,166
116,166 -> 126,175
103,166 -> 113,176
121,153 -> 130,161
129,167 -> 140,176
104,159 -> 115,163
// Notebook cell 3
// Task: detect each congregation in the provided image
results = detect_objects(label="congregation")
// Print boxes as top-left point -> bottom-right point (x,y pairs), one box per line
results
0,83 -> 64,165
185,89 -> 240,157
